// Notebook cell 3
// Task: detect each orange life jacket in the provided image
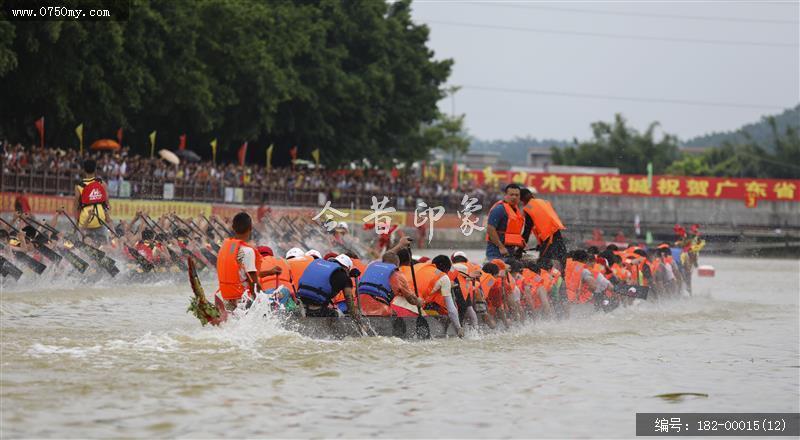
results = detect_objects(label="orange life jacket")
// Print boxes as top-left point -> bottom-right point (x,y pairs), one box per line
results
564,258 -> 592,303
400,263 -> 446,314
216,238 -> 263,301
351,258 -> 366,278
449,269 -> 472,302
522,198 -> 565,245
287,256 -> 314,292
485,201 -> 525,247
259,256 -> 293,293
520,268 -> 543,309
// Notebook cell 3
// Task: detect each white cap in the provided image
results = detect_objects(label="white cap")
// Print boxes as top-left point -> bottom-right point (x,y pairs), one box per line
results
333,254 -> 353,270
286,247 -> 305,259
305,249 -> 322,259
337,222 -> 349,231
529,186 -> 538,194
452,263 -> 469,276
452,251 -> 468,260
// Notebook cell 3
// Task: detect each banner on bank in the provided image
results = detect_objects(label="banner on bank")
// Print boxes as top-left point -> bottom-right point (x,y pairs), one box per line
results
461,171 -> 800,206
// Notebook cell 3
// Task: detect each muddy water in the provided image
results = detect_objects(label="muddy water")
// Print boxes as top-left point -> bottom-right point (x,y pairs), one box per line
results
1,255 -> 798,438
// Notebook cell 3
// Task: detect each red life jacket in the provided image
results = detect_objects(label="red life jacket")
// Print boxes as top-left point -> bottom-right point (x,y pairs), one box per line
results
79,178 -> 108,207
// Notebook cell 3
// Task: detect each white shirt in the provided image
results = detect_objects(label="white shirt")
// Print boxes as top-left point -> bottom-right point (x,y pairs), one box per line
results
236,246 -> 257,283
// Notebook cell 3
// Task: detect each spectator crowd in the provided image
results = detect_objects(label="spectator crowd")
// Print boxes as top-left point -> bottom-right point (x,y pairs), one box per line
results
3,143 -> 498,210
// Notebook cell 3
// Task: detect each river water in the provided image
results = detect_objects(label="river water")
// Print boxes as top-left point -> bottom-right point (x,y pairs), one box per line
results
1,254 -> 798,438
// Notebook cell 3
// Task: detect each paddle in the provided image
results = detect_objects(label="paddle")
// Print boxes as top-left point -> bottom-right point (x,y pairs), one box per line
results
0,254 -> 24,280
0,216 -> 62,264
57,209 -> 120,276
407,245 -> 431,340
141,215 -> 188,270
0,242 -> 47,275
172,215 -> 220,258
188,218 -> 220,252
18,216 -> 90,273
97,216 -> 154,273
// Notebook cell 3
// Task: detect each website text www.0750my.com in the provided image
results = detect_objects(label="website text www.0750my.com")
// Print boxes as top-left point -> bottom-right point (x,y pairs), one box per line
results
9,6 -> 110,20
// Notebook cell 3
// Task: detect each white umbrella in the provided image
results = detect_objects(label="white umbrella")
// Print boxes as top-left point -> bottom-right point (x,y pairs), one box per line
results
159,149 -> 180,165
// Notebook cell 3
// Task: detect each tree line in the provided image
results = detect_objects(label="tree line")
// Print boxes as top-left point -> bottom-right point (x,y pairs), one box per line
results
0,0 -> 452,167
551,113 -> 800,179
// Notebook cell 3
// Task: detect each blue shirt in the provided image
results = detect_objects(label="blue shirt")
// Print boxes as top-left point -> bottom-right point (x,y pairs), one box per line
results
485,203 -> 509,259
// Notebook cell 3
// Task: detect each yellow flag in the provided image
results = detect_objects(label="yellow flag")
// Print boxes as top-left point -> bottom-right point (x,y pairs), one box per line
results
438,161 -> 445,182
266,144 -> 274,170
210,138 -> 218,164
75,123 -> 84,154
311,148 -> 320,167
149,131 -> 157,158
484,165 -> 495,184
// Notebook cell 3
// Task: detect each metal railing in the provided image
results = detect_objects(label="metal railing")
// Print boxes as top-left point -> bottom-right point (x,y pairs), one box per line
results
1,170 -> 477,211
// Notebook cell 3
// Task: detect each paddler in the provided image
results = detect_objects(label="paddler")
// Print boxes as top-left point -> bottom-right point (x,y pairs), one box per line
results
449,253 -> 481,328
357,251 -> 424,317
397,249 -> 464,337
519,187 -> 566,268
75,159 -> 111,244
485,183 -> 525,261
216,212 -> 282,311
295,253 -> 365,328
258,246 -> 296,310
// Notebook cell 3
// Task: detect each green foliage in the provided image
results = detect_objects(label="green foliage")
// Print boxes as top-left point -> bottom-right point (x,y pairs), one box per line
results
0,0 -> 451,166
550,114 -> 680,174
422,112 -> 470,162
667,117 -> 800,179
682,105 -> 800,152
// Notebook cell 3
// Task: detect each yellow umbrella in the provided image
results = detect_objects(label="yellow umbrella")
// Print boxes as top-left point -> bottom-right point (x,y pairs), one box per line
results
159,149 -> 180,165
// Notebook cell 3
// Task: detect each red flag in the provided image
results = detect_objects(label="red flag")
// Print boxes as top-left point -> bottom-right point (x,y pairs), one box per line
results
289,145 -> 298,161
116,127 -> 123,146
34,117 -> 44,148
178,134 -> 186,151
237,141 -> 248,166
451,163 -> 459,190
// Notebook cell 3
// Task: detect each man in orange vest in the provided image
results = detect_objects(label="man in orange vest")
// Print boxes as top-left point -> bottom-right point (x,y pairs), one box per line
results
520,187 -> 566,269
216,212 -> 282,310
486,183 -> 525,261
397,249 -> 464,337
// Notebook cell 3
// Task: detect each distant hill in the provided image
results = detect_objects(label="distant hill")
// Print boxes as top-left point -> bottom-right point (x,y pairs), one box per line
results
469,136 -> 570,164
681,105 -> 799,150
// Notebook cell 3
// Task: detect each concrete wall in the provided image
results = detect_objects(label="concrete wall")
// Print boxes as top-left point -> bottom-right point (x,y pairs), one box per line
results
546,194 -> 800,229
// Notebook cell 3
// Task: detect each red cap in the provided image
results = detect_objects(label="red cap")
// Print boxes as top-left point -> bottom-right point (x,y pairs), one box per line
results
257,246 -> 273,256
418,256 -> 431,263
323,252 -> 338,260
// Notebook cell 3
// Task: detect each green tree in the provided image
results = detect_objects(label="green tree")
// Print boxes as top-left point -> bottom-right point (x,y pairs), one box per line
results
667,117 -> 800,179
0,0 -> 451,166
422,111 -> 470,163
551,114 -> 680,174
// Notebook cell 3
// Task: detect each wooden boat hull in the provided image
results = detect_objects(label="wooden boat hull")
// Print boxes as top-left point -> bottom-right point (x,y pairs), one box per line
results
281,314 -> 456,339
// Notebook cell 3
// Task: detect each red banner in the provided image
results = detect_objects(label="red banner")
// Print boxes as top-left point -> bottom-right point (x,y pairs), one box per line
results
460,171 -> 799,206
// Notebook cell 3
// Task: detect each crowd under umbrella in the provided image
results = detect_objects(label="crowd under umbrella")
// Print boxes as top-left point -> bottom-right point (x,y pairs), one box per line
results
174,149 -> 201,162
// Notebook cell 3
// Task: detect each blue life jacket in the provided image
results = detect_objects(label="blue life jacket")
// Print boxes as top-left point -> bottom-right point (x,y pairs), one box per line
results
297,259 -> 342,304
357,262 -> 397,304
670,247 -> 682,269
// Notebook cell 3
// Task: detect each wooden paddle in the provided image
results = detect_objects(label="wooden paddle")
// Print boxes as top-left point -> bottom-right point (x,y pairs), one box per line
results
18,216 -> 90,273
407,245 -> 431,340
0,216 -> 61,264
96,216 -> 154,273
0,255 -> 24,280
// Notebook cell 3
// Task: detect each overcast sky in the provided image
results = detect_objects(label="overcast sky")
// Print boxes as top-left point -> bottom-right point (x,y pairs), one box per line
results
409,1 -> 800,142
